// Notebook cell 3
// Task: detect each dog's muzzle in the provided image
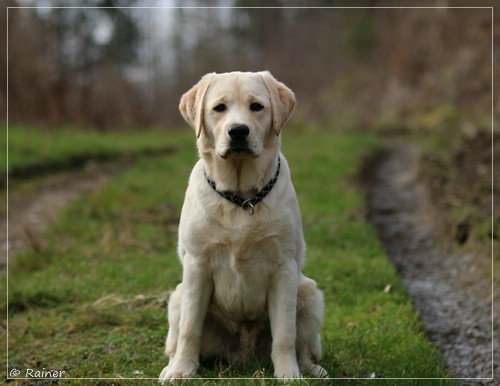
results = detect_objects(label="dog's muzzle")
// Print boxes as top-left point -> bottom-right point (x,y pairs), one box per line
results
225,124 -> 253,157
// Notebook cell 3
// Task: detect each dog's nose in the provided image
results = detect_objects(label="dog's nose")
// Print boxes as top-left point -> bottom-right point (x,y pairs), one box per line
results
228,124 -> 250,141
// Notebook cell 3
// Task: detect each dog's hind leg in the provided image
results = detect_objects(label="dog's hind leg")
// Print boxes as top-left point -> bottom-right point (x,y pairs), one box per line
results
296,275 -> 329,378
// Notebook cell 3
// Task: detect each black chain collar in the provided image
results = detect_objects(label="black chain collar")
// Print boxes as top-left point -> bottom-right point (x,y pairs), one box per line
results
204,157 -> 281,215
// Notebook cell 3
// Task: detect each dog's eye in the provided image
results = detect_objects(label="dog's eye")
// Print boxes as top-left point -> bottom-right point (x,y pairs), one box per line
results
250,102 -> 264,112
213,104 -> 227,112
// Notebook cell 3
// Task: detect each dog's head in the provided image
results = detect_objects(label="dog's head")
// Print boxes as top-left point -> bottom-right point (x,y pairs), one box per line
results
179,71 -> 296,159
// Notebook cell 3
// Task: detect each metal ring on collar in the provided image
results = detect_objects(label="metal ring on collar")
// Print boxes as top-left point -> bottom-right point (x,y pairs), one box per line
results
242,200 -> 255,215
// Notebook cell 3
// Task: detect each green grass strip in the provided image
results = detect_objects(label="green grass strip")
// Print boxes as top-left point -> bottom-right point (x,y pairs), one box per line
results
2,125 -> 176,179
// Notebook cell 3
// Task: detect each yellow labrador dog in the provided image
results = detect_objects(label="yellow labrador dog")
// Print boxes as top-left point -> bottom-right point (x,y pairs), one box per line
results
159,71 -> 327,381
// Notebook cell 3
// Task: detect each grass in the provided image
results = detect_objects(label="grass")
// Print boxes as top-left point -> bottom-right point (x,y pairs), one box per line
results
3,125 -> 452,384
2,125 -> 176,179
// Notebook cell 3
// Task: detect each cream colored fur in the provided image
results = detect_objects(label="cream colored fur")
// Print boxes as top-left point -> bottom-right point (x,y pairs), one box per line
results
159,71 -> 327,382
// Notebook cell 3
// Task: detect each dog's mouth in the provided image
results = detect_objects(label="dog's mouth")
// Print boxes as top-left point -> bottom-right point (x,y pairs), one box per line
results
220,138 -> 256,159
221,146 -> 255,159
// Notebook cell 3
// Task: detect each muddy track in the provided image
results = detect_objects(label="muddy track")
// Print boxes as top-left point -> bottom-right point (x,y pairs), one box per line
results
2,147 -> 175,187
3,148 -> 177,274
1,162 -> 124,274
366,143 -> 497,384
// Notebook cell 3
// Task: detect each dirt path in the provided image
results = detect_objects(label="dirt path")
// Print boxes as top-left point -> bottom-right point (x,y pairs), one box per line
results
1,163 -> 122,274
366,143 -> 497,384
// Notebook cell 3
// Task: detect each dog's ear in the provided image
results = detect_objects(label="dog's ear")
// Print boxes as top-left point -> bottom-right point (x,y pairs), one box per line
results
259,71 -> 296,136
179,73 -> 215,138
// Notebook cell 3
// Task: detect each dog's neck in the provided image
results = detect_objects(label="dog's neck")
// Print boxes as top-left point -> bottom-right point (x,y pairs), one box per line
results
201,151 -> 280,199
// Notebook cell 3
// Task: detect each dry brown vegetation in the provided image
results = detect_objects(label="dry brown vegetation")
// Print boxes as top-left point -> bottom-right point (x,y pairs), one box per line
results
1,1 -> 497,130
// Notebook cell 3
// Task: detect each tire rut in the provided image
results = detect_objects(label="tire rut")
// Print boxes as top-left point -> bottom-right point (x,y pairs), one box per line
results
366,143 -> 496,384
2,162 -> 123,274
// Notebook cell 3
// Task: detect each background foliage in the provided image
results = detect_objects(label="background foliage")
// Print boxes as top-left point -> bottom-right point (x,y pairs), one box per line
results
1,1 -> 496,130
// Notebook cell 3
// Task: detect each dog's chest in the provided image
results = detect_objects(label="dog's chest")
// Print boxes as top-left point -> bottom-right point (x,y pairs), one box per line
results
208,230 -> 281,320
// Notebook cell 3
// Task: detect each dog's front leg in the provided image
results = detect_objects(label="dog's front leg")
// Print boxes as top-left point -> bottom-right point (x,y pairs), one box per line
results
159,257 -> 212,382
268,263 -> 301,380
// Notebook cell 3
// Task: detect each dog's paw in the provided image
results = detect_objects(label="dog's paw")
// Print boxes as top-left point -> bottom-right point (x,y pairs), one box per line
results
274,362 -> 301,382
158,360 -> 198,383
301,363 -> 329,378
275,373 -> 302,383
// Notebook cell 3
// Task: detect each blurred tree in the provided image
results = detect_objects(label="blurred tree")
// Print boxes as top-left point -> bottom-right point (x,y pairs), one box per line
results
0,2 -> 7,121
99,1 -> 140,65
2,2 -> 496,129
347,8 -> 376,60
6,0 -> 143,129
